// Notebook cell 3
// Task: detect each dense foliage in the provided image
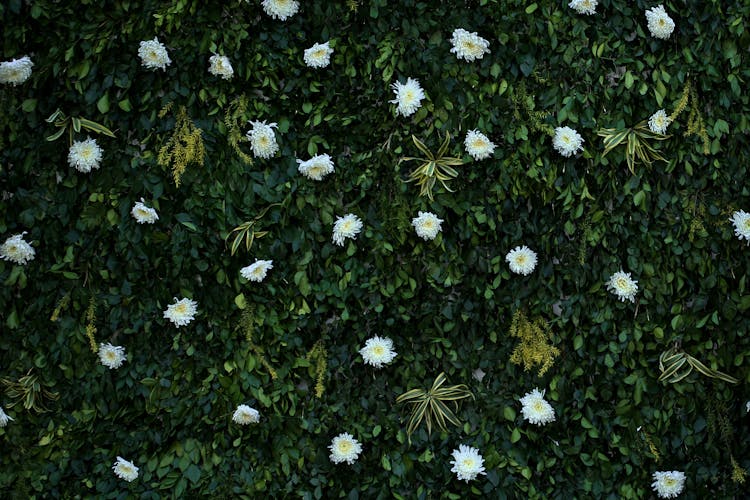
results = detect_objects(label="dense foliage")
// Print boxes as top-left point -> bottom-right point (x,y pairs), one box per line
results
2,0 -> 749,498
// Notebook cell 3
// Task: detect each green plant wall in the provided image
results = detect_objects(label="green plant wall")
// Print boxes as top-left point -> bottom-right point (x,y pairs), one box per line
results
1,0 -> 749,498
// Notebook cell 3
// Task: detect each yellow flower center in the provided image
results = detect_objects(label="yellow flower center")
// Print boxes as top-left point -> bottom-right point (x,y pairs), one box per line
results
258,136 -> 270,147
664,478 -> 676,487
658,19 -> 666,27
616,277 -> 629,289
372,345 -> 385,356
136,208 -> 149,217
340,220 -> 354,232
462,458 -> 475,468
80,146 -> 94,160
742,219 -> 750,230
174,303 -> 187,314
313,49 -> 327,58
463,41 -> 477,52
471,139 -> 487,149
515,255 -> 527,265
337,441 -> 352,453
148,50 -> 160,62
421,220 -> 434,229
105,351 -> 117,361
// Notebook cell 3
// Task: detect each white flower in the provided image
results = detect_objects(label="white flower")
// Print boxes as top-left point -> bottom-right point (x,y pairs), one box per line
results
746,400 -> 750,413
163,297 -> 198,327
411,212 -> 443,241
246,120 -> 279,159
568,0 -> 597,15
645,5 -> 675,40
0,232 -> 35,265
0,406 -> 13,428
98,343 -> 126,369
390,77 -> 425,117
553,126 -> 584,157
651,471 -> 686,498
648,109 -> 671,135
328,432 -> 362,465
359,336 -> 397,368
261,0 -> 299,21
232,404 -> 260,425
332,213 -> 363,246
606,270 -> 639,303
138,37 -> 171,70
297,154 -> 335,181
112,456 -> 139,482
0,56 -> 33,85
68,137 -> 103,173
464,130 -> 495,161
450,444 -> 486,482
506,246 -> 538,276
450,28 -> 490,62
208,54 -> 234,80
240,259 -> 274,282
730,210 -> 750,244
304,42 -> 333,68
131,198 -> 159,224
520,388 -> 556,426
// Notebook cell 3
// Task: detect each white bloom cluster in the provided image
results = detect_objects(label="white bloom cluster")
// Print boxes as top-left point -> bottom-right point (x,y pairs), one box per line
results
163,297 -> 198,327
553,126 -> 584,157
332,214 -> 363,246
138,37 -> 171,70
645,5 -> 675,40
450,445 -> 486,482
261,0 -> 299,21
411,212 -> 443,240
240,259 -> 273,282
297,154 -> 335,181
730,210 -> 750,244
450,28 -> 490,61
506,246 -> 538,276
246,120 -> 279,159
232,404 -> 261,425
131,199 -> 159,224
651,470 -> 686,498
99,343 -> 127,369
606,270 -> 639,303
68,137 -> 103,173
0,56 -> 33,85
208,54 -> 234,80
520,388 -> 556,426
359,336 -> 397,368
113,457 -> 139,482
0,232 -> 35,265
0,406 -> 13,428
328,432 -> 362,465
648,109 -> 671,134
304,42 -> 334,68
464,130 -> 495,161
569,0 -> 597,15
390,77 -> 425,117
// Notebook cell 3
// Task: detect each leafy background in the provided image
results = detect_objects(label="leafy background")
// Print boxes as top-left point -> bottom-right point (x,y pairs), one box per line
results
1,0 -> 749,498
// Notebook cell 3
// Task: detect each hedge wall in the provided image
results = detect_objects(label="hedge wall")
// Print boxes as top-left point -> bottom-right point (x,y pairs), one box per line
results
1,0 -> 749,498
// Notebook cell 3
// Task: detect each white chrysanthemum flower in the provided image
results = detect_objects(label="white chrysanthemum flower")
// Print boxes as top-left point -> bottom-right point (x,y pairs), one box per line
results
390,77 -> 425,117
450,444 -> 486,482
606,270 -> 639,303
568,0 -> 597,15
746,400 -> 750,413
648,109 -> 671,135
359,336 -> 397,368
304,42 -> 334,68
163,297 -> 198,327
553,126 -> 584,157
138,37 -> 171,70
645,5 -> 675,40
297,154 -> 335,181
520,388 -> 556,426
450,28 -> 491,62
730,210 -> 750,244
0,232 -> 35,265
240,259 -> 274,282
464,130 -> 495,161
246,120 -> 279,159
411,211 -> 443,241
98,343 -> 126,369
131,198 -> 159,224
112,457 -> 139,482
68,137 -> 103,173
506,246 -> 538,276
332,213 -> 363,246
208,54 -> 234,80
261,0 -> 299,20
651,471 -> 686,498
232,404 -> 260,425
0,406 -> 13,428
328,432 -> 362,465
0,56 -> 33,85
